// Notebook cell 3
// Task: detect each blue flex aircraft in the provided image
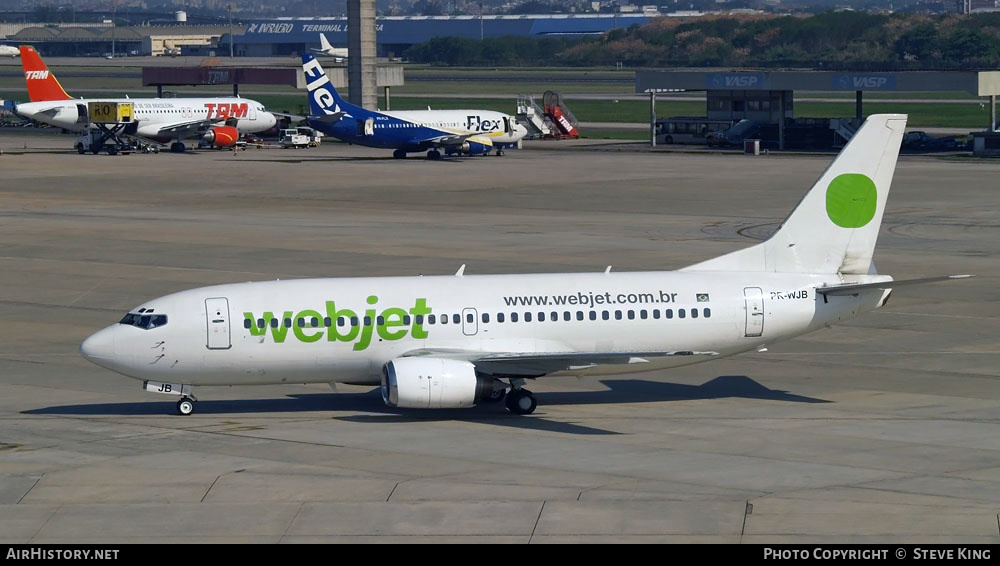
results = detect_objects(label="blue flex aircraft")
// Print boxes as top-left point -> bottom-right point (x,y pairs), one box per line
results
301,53 -> 527,159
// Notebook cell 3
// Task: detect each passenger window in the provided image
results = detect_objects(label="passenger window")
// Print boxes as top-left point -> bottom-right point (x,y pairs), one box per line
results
602,311 -> 609,320
351,316 -> 359,326
271,318 -> 279,328
538,312 -> 545,322
311,317 -> 319,327
640,310 -> 648,319
678,309 -> 686,319
550,311 -> 557,321
429,314 -> 436,324
297,318 -> 305,327
258,318 -> 265,328
454,314 -> 461,324
653,310 -> 661,319
324,317 -> 332,327
244,319 -> 251,329
284,318 -> 292,328
482,313 -> 490,323
497,313 -> 505,323
466,313 -> 473,323
377,316 -> 385,325
703,308 -> 711,318
615,311 -> 622,320
589,311 -> 596,320
415,315 -> 423,325
364,316 -> 372,326
441,315 -> 448,325
511,313 -> 519,322
691,309 -> 698,319
627,310 -> 635,320
403,315 -> 411,325
666,309 -> 673,319
525,312 -> 532,322
338,317 -> 346,327
563,311 -> 571,321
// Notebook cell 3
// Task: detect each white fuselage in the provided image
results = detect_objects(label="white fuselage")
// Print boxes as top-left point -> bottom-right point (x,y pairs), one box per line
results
0,45 -> 18,57
15,97 -> 277,139
80,270 -> 883,387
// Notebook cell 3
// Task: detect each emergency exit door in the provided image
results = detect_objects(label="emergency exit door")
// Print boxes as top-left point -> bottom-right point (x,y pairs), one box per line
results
743,287 -> 764,337
205,297 -> 231,349
462,307 -> 478,336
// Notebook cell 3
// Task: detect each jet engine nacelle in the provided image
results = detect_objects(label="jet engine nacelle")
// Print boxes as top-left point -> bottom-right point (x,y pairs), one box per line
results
381,357 -> 506,409
459,141 -> 488,155
201,125 -> 239,147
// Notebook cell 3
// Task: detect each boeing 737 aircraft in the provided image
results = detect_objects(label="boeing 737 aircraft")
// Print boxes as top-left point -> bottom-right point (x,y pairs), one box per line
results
301,53 -> 527,159
13,46 -> 277,152
80,114 -> 970,416
311,33 -> 349,62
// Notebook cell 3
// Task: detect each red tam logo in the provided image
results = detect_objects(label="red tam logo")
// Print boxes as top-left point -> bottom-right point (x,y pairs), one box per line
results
204,103 -> 249,119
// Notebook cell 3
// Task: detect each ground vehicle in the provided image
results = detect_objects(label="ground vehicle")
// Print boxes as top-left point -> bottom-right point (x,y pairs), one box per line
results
706,119 -> 778,148
279,128 -> 310,149
75,130 -> 132,155
243,133 -> 264,148
902,131 -> 959,151
655,117 -> 734,145
297,126 -> 322,147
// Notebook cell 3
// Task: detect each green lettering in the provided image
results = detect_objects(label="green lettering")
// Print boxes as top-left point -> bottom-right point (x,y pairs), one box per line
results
325,301 -> 359,342
268,311 -> 292,343
244,312 -> 265,336
378,307 -> 408,340
355,304 -> 377,351
292,309 -> 324,343
409,298 -> 432,339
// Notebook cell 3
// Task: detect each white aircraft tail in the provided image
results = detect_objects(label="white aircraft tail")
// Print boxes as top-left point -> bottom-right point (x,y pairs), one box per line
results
319,33 -> 333,52
683,114 -> 907,275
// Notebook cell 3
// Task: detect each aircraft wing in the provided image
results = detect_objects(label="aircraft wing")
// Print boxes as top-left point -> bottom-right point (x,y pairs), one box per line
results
150,118 -> 220,137
417,133 -> 494,148
403,349 -> 717,376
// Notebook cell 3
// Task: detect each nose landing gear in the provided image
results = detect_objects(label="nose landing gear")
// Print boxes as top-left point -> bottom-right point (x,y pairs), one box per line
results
176,396 -> 196,416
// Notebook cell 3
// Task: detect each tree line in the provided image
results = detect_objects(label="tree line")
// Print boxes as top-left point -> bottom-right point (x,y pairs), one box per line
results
403,12 -> 1000,70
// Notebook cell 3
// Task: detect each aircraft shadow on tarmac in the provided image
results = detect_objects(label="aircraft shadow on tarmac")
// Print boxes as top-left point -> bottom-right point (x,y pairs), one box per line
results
23,376 -> 827,436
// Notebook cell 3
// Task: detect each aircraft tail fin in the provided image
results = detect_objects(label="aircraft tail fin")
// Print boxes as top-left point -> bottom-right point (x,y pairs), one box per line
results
20,46 -> 71,102
683,114 -> 907,275
319,33 -> 333,52
301,53 -> 355,118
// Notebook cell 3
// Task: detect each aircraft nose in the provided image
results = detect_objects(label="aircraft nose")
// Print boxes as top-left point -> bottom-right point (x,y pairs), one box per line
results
80,326 -> 116,364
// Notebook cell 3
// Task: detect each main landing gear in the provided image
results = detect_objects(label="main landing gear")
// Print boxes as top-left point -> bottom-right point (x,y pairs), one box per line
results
426,149 -> 442,160
393,148 -> 407,159
503,378 -> 536,415
169,141 -> 186,153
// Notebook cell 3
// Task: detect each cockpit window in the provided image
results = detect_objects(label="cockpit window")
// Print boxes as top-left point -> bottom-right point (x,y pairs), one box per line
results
119,313 -> 168,330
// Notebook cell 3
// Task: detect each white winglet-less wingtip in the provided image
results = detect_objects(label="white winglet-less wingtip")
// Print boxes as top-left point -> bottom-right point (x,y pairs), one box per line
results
81,114 -> 971,416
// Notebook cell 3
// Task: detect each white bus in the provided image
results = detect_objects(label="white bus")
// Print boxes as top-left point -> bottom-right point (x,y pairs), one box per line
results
656,117 -> 735,145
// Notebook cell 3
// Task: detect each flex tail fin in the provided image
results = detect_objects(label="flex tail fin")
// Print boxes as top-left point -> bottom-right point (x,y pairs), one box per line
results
301,53 -> 354,118
19,46 -> 71,102
684,114 -> 907,274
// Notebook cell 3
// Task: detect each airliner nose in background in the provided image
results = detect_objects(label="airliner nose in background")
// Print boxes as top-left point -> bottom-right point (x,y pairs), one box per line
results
80,114 -> 971,416
12,46 -> 278,152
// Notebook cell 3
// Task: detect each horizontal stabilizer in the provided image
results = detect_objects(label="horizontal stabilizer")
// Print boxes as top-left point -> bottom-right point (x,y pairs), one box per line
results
816,274 -> 973,296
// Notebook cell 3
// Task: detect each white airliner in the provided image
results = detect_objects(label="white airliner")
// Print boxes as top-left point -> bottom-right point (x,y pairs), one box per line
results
0,44 -> 19,57
311,33 -> 349,62
12,46 -> 277,152
80,114 -> 970,416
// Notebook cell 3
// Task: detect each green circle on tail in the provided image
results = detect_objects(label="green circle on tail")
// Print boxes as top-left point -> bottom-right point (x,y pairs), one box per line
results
826,173 -> 877,228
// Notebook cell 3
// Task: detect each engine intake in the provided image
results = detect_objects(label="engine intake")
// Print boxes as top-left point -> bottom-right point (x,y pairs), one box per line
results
382,357 -> 506,409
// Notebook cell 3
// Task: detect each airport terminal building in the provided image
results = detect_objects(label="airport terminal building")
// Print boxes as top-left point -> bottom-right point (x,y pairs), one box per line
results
2,14 -> 654,58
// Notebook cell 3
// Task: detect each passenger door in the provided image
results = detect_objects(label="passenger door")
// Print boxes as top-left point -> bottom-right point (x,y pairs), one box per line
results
205,297 -> 231,349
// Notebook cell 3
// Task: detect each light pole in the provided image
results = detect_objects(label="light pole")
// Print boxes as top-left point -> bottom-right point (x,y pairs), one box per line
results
228,4 -> 234,58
